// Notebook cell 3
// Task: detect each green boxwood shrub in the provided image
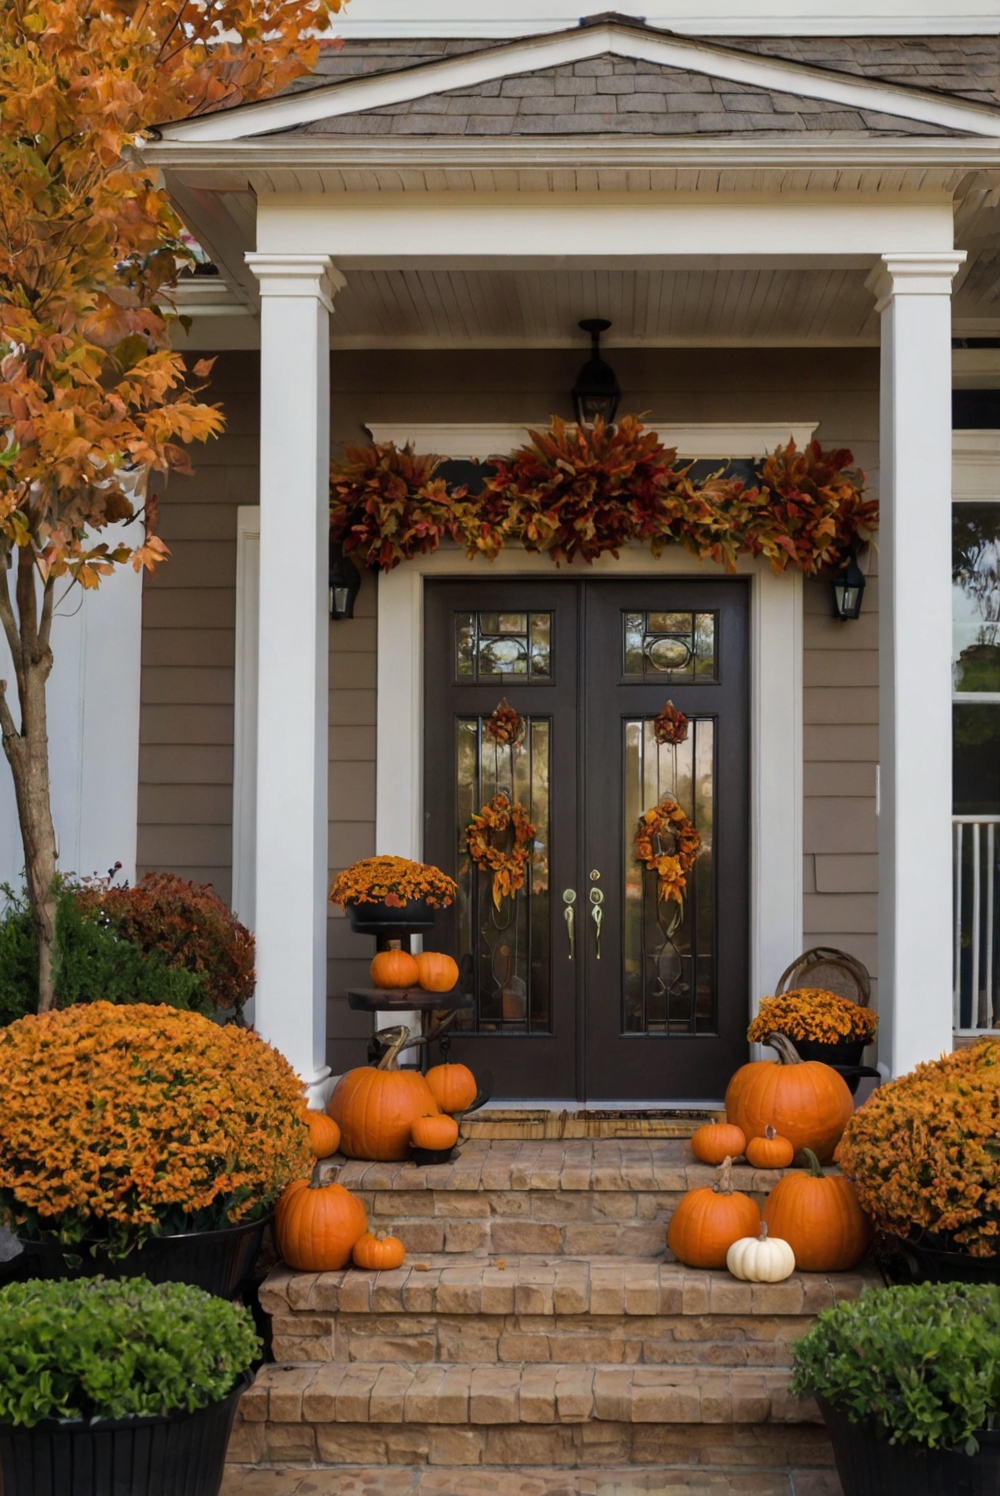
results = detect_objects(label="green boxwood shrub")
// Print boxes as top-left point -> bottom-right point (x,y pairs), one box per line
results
791,1282 -> 1000,1451
0,1276 -> 259,1427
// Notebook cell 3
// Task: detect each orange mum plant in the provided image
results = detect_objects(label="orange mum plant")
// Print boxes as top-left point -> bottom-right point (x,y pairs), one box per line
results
748,989 -> 878,1047
835,1042 -> 1000,1257
0,1003 -> 312,1255
329,856 -> 457,909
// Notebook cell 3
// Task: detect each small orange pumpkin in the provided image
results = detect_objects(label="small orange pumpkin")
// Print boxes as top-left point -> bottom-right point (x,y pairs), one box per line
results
352,1231 -> 406,1271
746,1125 -> 794,1170
726,1032 -> 854,1163
666,1157 -> 761,1269
425,1062 -> 478,1115
329,1026 -> 439,1160
411,1113 -> 459,1151
414,951 -> 460,993
370,942 -> 420,990
305,1110 -> 341,1159
762,1148 -> 871,1272
691,1122 -> 746,1166
274,1165 -> 368,1271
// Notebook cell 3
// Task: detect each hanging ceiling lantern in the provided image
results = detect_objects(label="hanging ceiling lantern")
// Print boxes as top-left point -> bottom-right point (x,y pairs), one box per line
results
571,318 -> 621,426
329,538 -> 361,621
831,548 -> 866,621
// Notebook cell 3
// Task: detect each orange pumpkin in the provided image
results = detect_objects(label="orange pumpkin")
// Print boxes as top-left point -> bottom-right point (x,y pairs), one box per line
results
691,1122 -> 746,1166
305,1110 -> 341,1159
414,951 -> 460,993
274,1166 -> 368,1271
726,1032 -> 854,1163
352,1231 -> 406,1271
762,1148 -> 871,1272
666,1157 -> 761,1269
328,1026 -> 439,1161
746,1125 -> 794,1170
424,1062 -> 477,1115
411,1113 -> 459,1151
370,943 -> 420,990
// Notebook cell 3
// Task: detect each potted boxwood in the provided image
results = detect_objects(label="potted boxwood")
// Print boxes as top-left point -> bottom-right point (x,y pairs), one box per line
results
0,1002 -> 313,1297
330,855 -> 457,934
0,1275 -> 258,1496
791,1282 -> 1000,1496
836,1041 -> 1000,1281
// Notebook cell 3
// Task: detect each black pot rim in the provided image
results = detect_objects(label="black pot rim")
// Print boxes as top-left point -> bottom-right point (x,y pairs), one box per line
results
901,1235 -> 1000,1263
0,1369 -> 253,1436
17,1212 -> 273,1253
817,1396 -> 1000,1450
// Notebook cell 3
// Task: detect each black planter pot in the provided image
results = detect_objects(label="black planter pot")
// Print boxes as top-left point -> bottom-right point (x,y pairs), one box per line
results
818,1396 -> 1000,1496
347,898 -> 436,935
884,1236 -> 1000,1286
0,1370 -> 251,1496
786,1036 -> 879,1096
411,1145 -> 456,1167
16,1216 -> 270,1300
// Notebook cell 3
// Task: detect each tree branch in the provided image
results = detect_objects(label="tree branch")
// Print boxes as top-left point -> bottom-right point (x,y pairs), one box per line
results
0,561 -> 23,682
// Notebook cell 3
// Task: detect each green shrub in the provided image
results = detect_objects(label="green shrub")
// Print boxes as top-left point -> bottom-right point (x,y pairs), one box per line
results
791,1282 -> 1000,1451
0,1276 -> 259,1427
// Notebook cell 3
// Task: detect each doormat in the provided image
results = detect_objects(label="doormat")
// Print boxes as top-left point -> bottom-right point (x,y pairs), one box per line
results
460,1108 -> 724,1140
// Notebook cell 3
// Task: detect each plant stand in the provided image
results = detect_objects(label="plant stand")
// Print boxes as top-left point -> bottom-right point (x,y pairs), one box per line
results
348,988 -> 473,1069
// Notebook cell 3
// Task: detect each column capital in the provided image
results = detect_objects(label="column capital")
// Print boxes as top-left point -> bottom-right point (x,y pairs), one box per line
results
867,251 -> 966,314
245,252 -> 346,312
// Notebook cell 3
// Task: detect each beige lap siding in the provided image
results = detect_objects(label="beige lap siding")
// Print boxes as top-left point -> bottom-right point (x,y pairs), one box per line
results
137,346 -> 880,1075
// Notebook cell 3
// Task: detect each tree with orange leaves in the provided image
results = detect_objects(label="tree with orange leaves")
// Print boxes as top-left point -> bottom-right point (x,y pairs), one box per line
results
0,0 -> 343,1010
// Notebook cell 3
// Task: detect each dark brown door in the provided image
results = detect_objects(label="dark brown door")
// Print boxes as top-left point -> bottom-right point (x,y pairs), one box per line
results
423,576 -> 749,1103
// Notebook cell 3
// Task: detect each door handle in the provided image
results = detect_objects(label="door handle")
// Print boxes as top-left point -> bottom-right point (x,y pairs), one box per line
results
589,886 -> 604,960
562,889 -> 576,960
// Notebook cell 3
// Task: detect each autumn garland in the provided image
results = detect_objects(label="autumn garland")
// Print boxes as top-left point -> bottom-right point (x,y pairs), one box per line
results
330,417 -> 877,575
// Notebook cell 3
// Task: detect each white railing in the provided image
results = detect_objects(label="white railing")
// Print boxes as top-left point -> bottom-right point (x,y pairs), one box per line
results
954,816 -> 1000,1035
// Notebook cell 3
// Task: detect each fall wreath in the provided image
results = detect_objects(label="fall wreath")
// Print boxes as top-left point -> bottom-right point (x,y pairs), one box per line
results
466,793 -> 536,909
634,797 -> 702,906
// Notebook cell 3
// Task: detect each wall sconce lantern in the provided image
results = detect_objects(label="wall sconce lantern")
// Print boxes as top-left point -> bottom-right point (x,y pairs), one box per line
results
329,538 -> 361,621
571,318 -> 621,426
831,548 -> 866,621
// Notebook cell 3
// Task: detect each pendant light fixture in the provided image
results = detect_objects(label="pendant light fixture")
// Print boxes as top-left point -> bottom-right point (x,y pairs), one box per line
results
571,318 -> 621,426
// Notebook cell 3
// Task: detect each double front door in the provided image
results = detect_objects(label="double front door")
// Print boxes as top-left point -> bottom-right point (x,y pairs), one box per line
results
424,577 -> 749,1103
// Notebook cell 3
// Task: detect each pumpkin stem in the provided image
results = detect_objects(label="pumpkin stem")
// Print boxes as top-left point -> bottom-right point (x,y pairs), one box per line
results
309,1161 -> 337,1190
387,939 -> 402,951
376,1025 -> 413,1072
767,1032 -> 803,1066
713,1156 -> 735,1195
764,1125 -> 777,1140
758,1222 -> 769,1241
803,1147 -> 826,1178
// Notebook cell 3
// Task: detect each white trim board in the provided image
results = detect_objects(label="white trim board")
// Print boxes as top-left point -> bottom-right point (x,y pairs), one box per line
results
158,20 -> 1000,142
376,544 -> 804,1100
232,507 -> 261,931
366,421 -> 819,461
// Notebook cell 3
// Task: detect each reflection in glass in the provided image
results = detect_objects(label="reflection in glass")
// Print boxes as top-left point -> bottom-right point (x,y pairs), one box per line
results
623,717 -> 716,1034
954,704 -> 1000,815
456,612 -> 553,682
953,505 -> 1000,692
623,611 -> 716,682
455,715 -> 551,1033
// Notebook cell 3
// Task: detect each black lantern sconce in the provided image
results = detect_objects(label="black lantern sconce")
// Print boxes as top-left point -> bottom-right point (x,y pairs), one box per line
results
329,537 -> 361,621
831,547 -> 866,621
571,318 -> 621,426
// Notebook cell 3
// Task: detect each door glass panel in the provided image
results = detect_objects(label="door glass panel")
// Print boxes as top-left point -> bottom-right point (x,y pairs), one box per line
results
953,504 -> 1000,692
623,716 -> 716,1034
455,713 -> 551,1032
623,611 -> 716,682
456,612 -> 553,681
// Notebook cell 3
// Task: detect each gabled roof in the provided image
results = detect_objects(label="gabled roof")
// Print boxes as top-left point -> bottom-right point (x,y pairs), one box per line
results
156,17 -> 1000,142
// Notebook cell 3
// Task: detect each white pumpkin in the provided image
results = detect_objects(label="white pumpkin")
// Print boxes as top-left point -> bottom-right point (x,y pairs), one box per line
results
726,1222 -> 795,1283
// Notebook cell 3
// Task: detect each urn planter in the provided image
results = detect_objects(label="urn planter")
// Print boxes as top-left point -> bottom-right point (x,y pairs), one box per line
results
347,897 -> 436,935
819,1397 -> 1000,1496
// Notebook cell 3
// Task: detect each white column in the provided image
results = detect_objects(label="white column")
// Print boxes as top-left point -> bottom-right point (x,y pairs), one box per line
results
872,251 -> 964,1077
245,253 -> 344,1106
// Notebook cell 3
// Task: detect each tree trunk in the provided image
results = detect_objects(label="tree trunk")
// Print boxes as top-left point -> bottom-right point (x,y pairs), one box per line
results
0,551 -> 59,1012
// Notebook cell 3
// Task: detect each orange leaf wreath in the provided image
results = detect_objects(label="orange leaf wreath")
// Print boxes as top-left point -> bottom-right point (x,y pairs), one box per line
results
466,794 -> 536,910
634,797 -> 702,905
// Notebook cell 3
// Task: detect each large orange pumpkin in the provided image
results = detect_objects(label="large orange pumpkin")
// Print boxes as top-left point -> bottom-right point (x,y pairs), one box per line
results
305,1110 -> 341,1158
353,1231 -> 407,1271
370,943 -> 419,990
726,1032 -> 854,1162
666,1157 -> 761,1269
414,951 -> 460,993
762,1149 -> 871,1271
329,1025 -> 440,1160
411,1113 -> 459,1151
691,1122 -> 746,1166
274,1166 -> 368,1271
425,1062 -> 477,1115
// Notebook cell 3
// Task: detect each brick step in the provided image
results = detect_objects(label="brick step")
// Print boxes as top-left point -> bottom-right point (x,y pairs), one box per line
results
230,1361 -> 824,1468
263,1256 -> 875,1367
336,1139 -> 801,1257
459,1108 -> 722,1141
